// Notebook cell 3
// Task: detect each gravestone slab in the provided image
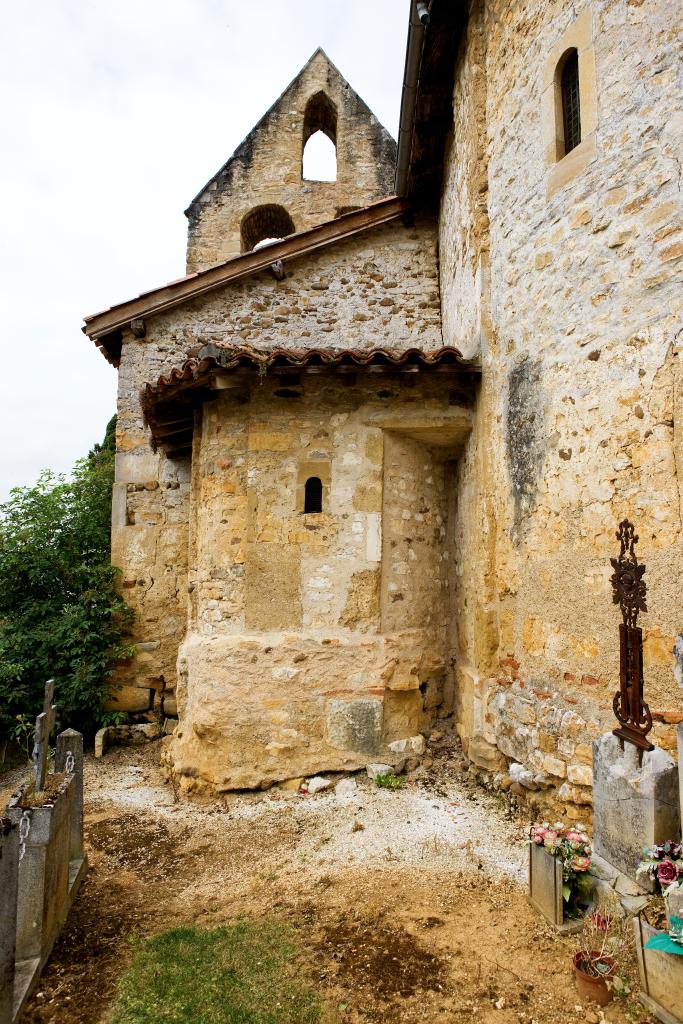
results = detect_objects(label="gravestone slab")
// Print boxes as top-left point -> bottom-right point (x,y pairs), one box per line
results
55,730 -> 84,864
593,733 -> 680,882
32,680 -> 56,793
0,818 -> 18,1024
528,841 -> 562,925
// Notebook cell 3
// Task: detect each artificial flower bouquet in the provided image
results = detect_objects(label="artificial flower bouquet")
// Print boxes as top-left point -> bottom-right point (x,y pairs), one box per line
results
636,840 -> 683,895
636,840 -> 683,951
530,821 -> 593,915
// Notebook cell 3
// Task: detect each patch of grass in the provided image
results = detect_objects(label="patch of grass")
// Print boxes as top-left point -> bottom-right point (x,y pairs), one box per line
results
373,772 -> 404,789
110,920 -> 321,1024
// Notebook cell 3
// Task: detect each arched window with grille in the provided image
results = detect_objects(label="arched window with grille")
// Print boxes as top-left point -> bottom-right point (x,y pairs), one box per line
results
559,49 -> 581,156
543,12 -> 597,188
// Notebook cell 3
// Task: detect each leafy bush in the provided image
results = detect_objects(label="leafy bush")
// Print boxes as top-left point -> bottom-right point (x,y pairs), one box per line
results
0,416 -> 133,742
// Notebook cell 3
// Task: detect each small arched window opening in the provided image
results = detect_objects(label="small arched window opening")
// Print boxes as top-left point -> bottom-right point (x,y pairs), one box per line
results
559,49 -> 581,156
240,204 -> 295,253
304,476 -> 323,514
302,91 -> 337,182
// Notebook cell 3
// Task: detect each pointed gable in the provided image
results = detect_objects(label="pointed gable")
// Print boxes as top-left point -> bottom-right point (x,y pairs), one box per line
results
184,48 -> 397,273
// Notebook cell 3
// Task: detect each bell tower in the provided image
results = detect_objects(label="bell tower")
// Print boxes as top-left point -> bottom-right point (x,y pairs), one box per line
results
185,48 -> 397,272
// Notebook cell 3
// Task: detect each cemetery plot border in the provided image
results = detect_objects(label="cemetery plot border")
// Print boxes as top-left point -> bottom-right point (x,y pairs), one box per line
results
527,842 -> 584,935
1,729 -> 87,1024
633,916 -> 683,1024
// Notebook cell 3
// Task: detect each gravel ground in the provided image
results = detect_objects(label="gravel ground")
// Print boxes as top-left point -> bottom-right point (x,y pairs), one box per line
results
85,737 -> 528,882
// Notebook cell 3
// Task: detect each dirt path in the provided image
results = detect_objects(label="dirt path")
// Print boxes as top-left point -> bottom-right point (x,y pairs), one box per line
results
12,737 -> 652,1024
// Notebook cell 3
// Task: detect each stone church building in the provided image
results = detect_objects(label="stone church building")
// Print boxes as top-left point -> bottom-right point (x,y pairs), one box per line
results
84,1 -> 682,804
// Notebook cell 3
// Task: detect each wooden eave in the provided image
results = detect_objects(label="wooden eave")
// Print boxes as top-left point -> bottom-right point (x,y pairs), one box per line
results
83,197 -> 410,366
398,1 -> 468,202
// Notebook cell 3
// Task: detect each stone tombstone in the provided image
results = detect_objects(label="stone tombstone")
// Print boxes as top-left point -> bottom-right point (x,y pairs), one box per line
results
528,842 -> 584,934
32,679 -> 56,793
592,733 -> 680,882
528,841 -> 563,926
55,729 -> 84,865
9,779 -> 73,963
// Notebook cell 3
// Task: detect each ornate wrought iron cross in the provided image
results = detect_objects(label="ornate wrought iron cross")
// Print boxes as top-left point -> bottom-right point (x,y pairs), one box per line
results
610,520 -> 654,758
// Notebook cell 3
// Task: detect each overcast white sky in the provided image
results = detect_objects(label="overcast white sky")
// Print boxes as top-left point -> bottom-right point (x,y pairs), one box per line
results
0,1 -> 408,500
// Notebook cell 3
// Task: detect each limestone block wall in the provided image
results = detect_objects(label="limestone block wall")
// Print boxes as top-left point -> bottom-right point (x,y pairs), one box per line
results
185,49 -> 397,271
166,375 -> 472,794
440,0 -> 683,812
110,329 -> 194,715
109,217 -> 442,722
382,433 -> 453,713
439,0 -> 491,362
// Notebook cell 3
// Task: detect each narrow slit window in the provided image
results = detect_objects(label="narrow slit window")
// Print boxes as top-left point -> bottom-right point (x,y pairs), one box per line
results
304,476 -> 323,514
561,50 -> 581,155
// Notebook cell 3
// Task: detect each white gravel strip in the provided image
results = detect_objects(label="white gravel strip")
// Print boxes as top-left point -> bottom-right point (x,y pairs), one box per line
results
85,751 -> 528,884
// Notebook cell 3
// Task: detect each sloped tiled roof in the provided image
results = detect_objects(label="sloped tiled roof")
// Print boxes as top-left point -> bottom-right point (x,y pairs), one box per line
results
141,343 -> 478,457
83,197 -> 409,365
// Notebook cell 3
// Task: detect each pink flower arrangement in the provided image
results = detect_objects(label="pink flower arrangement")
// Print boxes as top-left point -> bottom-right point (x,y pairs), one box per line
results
530,822 -> 592,860
530,822 -> 593,915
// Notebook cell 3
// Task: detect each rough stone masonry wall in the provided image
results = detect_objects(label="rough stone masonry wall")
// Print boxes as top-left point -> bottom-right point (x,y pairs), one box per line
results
381,433 -> 453,717
159,217 -> 441,353
110,333 -> 193,720
166,376 -> 471,794
110,217 -> 442,725
186,49 -> 396,271
440,0 -> 683,816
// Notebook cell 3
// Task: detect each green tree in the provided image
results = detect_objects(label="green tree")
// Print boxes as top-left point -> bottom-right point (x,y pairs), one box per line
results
0,415 -> 133,742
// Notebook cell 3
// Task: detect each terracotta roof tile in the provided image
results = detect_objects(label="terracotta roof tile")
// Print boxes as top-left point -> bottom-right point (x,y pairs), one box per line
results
141,343 -> 477,457
149,343 -> 465,391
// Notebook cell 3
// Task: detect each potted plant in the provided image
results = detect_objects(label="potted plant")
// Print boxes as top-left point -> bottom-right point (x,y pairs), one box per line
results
573,900 -> 639,1008
528,822 -> 593,929
573,911 -> 618,1006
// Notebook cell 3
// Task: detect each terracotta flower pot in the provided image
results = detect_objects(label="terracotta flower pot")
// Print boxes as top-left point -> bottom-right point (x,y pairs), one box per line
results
573,951 -> 616,1006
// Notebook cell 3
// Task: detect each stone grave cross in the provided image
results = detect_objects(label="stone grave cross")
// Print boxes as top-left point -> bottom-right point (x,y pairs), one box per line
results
32,678 -> 56,793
